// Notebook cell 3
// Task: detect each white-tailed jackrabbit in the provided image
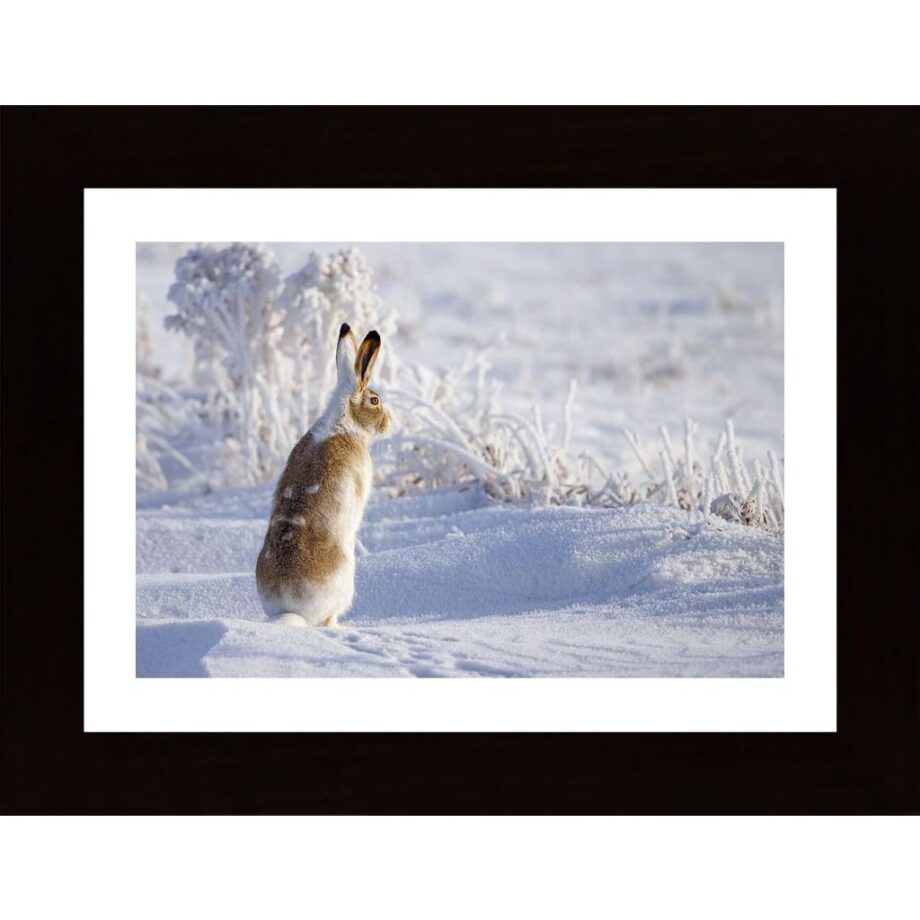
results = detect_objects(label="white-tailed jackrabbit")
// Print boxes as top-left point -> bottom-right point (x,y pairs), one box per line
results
256,324 -> 390,627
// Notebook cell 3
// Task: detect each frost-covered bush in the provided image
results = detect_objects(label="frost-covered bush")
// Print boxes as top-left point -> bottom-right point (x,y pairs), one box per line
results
145,242 -> 784,533
276,248 -> 398,434
374,360 -> 784,531
137,293 -> 180,491
163,243 -> 398,486
622,418 -> 784,530
136,293 -> 160,379
136,374 -> 200,492
165,243 -> 287,482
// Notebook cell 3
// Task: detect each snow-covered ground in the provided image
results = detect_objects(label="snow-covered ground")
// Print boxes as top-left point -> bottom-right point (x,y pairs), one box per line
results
136,242 -> 783,678
137,483 -> 783,678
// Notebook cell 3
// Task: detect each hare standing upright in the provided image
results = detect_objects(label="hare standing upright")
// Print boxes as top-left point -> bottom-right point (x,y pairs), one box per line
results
256,324 -> 390,627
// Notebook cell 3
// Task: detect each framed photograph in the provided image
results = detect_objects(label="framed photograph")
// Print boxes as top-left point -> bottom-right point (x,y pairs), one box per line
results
1,107 -> 916,813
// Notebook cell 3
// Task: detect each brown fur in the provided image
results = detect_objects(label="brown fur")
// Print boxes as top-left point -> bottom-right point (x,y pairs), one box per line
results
347,388 -> 390,435
255,431 -> 369,595
257,327 -> 390,620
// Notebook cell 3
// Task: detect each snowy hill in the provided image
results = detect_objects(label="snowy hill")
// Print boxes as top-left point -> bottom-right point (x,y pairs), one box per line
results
137,484 -> 783,678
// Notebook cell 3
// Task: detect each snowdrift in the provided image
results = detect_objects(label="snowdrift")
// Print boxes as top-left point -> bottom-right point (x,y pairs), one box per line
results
137,484 -> 783,678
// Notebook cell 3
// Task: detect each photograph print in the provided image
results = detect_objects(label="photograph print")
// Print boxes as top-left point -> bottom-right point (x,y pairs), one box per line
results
136,241 -> 784,678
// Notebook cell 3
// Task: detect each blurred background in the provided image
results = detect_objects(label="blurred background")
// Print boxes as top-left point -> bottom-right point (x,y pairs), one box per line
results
137,241 -> 782,490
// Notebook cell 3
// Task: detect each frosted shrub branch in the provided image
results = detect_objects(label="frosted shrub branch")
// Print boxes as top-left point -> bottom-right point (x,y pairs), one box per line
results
143,243 -> 784,532
162,243 -> 396,486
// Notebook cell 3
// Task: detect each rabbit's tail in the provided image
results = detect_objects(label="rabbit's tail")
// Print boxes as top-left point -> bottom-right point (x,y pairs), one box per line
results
275,612 -> 308,628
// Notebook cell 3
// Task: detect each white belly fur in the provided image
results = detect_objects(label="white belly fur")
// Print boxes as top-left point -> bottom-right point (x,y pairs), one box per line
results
258,557 -> 356,626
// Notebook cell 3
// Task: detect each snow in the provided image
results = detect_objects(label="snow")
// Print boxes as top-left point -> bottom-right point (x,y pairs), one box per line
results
137,483 -> 783,678
136,241 -> 784,678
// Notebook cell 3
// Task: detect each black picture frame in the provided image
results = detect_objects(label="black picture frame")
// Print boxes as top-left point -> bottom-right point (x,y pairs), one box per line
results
1,106 -> 917,815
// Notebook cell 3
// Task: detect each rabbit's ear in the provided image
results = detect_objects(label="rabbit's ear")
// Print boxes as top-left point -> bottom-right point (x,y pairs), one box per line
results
336,323 -> 358,386
354,331 -> 381,391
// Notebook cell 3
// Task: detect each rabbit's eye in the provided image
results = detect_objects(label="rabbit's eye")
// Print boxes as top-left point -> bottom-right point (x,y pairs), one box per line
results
369,396 -> 380,406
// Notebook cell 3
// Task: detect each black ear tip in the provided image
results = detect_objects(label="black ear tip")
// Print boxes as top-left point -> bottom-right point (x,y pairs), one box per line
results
339,322 -> 351,338
366,330 -> 381,343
